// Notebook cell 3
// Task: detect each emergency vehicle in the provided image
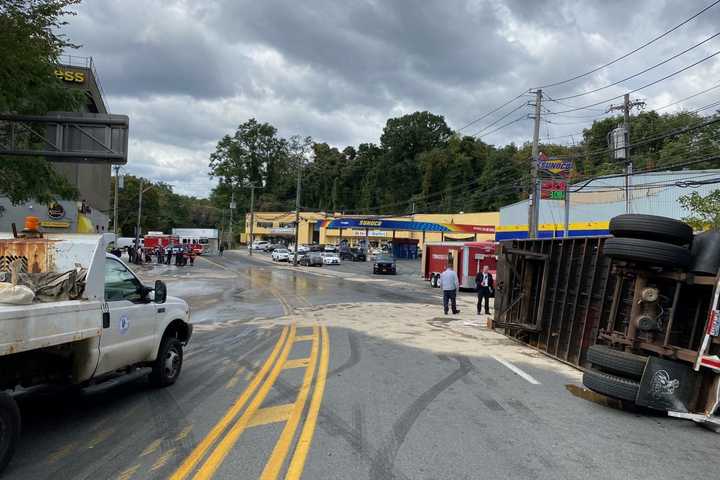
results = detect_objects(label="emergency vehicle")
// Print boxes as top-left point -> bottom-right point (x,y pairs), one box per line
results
422,241 -> 497,289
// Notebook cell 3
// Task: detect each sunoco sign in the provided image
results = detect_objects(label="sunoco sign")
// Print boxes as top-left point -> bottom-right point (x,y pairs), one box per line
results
537,153 -> 573,176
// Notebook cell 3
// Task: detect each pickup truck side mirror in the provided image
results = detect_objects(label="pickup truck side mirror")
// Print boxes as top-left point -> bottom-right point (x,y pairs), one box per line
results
154,280 -> 167,304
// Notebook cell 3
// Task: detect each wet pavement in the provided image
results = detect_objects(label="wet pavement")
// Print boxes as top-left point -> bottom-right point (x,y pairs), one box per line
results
5,251 -> 719,480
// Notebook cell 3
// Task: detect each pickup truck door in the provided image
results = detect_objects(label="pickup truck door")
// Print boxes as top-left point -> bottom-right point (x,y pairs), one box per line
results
96,258 -> 158,375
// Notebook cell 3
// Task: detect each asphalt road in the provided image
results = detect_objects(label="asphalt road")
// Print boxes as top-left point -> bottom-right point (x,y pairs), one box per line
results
5,251 -> 719,480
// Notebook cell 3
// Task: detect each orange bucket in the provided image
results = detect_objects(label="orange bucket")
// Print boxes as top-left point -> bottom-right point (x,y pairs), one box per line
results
24,216 -> 40,231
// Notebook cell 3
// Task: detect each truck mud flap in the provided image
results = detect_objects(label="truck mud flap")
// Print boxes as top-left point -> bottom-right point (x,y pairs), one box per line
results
636,356 -> 702,412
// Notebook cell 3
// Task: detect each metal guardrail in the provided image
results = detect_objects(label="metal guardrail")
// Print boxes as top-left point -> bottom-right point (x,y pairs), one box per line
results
57,54 -> 108,110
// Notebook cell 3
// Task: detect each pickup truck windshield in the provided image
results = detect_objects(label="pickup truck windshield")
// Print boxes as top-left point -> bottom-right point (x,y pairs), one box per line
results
105,259 -> 143,302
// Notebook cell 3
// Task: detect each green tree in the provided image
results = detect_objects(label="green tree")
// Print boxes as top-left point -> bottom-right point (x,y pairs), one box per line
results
0,0 -> 84,204
679,190 -> 720,231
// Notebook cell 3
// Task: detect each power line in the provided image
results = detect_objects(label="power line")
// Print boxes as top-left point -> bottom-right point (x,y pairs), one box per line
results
534,0 -> 720,89
471,102 -> 528,136
457,91 -> 529,132
654,80 -> 720,110
552,31 -> 720,101
544,49 -> 720,115
475,115 -> 529,139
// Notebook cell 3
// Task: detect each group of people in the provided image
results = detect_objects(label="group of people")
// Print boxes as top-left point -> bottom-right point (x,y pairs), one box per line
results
110,244 -> 196,266
438,264 -> 495,316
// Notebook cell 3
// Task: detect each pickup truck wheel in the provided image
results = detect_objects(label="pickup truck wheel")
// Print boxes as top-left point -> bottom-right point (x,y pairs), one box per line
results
603,237 -> 691,269
0,393 -> 20,474
609,214 -> 693,246
582,369 -> 640,402
150,338 -> 183,387
587,345 -> 647,379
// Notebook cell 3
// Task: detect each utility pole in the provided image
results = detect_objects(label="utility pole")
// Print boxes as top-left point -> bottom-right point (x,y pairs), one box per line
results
248,184 -> 256,256
608,93 -> 645,213
293,155 -> 302,266
228,188 -> 235,250
563,183 -> 570,238
113,165 -> 120,237
529,89 -> 542,238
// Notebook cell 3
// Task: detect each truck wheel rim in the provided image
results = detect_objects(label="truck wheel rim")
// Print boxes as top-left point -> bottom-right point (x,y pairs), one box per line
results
165,348 -> 180,379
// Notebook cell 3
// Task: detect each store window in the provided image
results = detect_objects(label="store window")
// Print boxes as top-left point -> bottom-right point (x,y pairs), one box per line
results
257,222 -> 273,228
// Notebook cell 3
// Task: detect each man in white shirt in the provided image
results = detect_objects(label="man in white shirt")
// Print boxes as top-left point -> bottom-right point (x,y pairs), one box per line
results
439,264 -> 460,315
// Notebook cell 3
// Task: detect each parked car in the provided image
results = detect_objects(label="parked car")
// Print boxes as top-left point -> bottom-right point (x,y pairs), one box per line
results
251,240 -> 270,251
309,244 -> 325,252
299,252 -> 324,267
373,255 -> 397,274
272,248 -> 291,262
266,243 -> 285,252
321,252 -> 341,265
324,244 -> 338,252
341,248 -> 366,262
297,244 -> 310,253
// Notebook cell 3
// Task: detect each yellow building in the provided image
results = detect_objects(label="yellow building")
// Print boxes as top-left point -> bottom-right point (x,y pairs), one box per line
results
243,211 -> 499,250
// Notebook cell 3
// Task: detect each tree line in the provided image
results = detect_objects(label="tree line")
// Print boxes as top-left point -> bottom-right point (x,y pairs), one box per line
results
207,109 -> 720,234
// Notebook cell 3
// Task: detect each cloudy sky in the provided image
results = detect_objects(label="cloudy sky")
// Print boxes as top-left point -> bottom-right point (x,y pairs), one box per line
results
62,0 -> 720,197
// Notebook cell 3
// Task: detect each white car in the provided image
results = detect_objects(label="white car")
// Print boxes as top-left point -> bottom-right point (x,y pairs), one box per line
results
297,245 -> 310,253
272,248 -> 290,262
324,244 -> 338,252
251,241 -> 270,251
321,252 -> 341,265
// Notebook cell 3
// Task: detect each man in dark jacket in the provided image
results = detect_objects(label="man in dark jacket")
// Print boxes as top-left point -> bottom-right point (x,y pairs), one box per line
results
475,265 -> 494,315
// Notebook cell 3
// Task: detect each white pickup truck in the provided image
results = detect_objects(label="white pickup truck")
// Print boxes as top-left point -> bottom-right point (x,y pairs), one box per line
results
0,233 -> 192,473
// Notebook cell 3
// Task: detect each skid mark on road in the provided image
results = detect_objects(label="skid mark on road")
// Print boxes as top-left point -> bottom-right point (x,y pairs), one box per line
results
369,355 -> 474,480
329,330 -> 361,377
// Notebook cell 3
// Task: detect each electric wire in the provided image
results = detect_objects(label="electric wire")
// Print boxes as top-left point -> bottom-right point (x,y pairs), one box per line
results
552,31 -> 720,101
544,49 -> 720,115
534,0 -> 720,89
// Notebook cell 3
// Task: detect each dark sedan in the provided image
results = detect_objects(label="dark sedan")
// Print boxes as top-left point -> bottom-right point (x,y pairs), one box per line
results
372,255 -> 396,274
341,248 -> 366,262
300,252 -> 324,267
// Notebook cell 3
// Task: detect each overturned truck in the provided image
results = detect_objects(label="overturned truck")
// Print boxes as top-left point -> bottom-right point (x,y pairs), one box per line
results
495,214 -> 720,425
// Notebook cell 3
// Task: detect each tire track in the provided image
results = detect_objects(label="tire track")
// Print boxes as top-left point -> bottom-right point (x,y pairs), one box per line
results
368,355 -> 474,480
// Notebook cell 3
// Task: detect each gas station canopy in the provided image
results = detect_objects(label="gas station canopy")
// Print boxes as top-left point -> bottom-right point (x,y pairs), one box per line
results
324,218 -> 495,234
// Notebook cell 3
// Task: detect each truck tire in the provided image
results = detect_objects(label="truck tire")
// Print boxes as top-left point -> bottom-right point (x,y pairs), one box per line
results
603,237 -> 691,269
149,337 -> 183,388
609,214 -> 693,246
582,369 -> 640,402
0,393 -> 20,474
587,345 -> 647,379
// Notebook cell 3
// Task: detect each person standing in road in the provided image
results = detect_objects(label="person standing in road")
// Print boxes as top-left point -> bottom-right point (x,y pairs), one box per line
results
475,265 -> 494,315
439,263 -> 460,315
219,243 -> 225,256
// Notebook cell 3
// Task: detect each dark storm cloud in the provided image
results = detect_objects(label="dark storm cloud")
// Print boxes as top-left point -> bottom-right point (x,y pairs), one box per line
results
60,0 -> 720,197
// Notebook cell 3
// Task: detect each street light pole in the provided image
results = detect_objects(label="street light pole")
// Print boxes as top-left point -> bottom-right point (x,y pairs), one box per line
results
228,188 -> 235,250
248,184 -> 256,256
135,178 -> 144,251
293,156 -> 302,266
113,165 -> 120,237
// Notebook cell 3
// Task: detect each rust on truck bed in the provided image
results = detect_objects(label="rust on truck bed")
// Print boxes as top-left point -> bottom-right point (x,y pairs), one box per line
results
0,238 -> 57,274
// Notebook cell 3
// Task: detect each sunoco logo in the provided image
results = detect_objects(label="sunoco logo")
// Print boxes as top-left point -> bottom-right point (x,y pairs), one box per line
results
537,158 -> 573,175
48,202 -> 65,219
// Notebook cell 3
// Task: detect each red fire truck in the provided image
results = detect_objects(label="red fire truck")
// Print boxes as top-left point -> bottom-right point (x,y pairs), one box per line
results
143,232 -> 180,251
422,241 -> 497,289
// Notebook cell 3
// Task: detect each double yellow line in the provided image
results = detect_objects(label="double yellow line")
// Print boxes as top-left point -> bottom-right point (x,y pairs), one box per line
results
171,323 -> 329,480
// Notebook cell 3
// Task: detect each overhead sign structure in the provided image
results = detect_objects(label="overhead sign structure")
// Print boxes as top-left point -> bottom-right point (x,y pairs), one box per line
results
324,218 -> 495,234
0,112 -> 129,164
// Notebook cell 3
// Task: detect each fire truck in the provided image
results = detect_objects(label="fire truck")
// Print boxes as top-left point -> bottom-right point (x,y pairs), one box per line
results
142,232 -> 180,251
422,241 -> 497,289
